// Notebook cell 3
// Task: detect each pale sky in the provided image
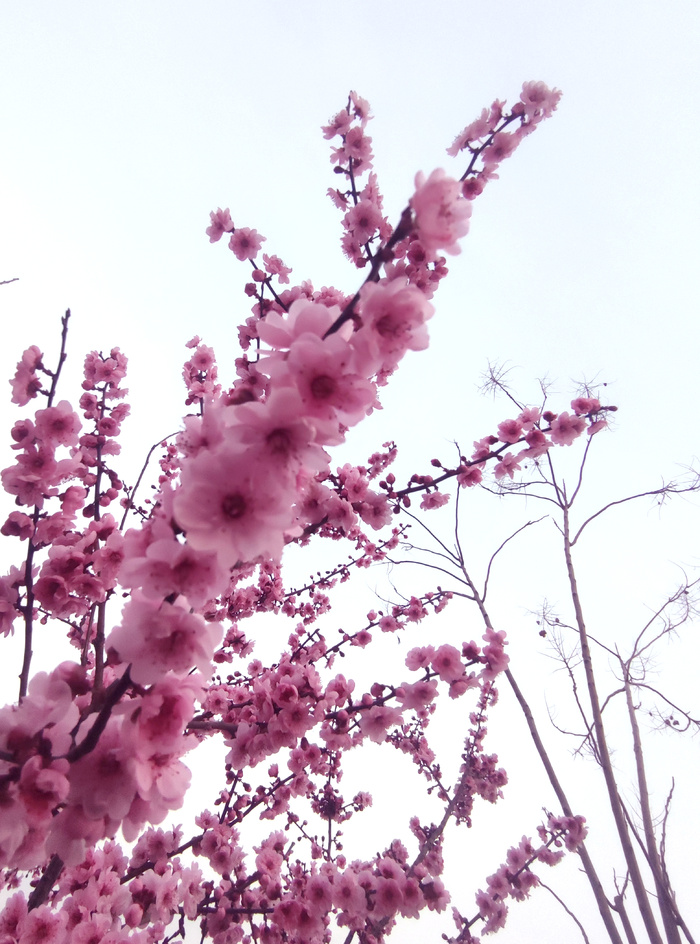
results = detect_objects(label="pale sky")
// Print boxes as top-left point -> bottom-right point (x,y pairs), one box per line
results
1,3 -> 699,941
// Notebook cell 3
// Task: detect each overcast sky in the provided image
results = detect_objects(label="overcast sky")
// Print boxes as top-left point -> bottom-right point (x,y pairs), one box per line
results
2,3 -> 699,941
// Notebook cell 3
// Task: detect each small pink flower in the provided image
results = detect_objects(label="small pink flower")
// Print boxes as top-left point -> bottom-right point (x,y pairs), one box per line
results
588,418 -> 607,436
518,406 -> 541,429
520,81 -> 562,120
549,411 -> 586,446
205,207 -> 234,242
457,465 -> 482,487
359,704 -> 403,743
420,490 -> 450,510
10,346 -> 43,405
405,646 -> 435,671
571,396 -> 601,415
482,130 -> 521,167
262,253 -> 292,283
229,227 -> 266,261
431,644 -> 464,683
497,418 -> 523,444
411,169 -> 471,256
494,452 -> 521,480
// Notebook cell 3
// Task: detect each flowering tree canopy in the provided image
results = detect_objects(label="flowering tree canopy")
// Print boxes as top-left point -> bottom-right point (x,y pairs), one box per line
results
0,80 -> 643,944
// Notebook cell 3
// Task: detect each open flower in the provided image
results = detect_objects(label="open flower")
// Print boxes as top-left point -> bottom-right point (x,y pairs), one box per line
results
411,168 -> 471,256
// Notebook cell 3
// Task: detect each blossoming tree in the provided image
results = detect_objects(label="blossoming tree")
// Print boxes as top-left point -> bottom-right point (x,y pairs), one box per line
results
0,81 -> 621,944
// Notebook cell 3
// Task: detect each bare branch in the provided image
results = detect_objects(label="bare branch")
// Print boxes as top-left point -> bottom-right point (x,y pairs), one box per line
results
539,880 -> 592,944
571,475 -> 700,547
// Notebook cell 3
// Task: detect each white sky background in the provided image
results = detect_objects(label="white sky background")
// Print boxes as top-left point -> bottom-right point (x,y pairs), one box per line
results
2,2 -> 700,942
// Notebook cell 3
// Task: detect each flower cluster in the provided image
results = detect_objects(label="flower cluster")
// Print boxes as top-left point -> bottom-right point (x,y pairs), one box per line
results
376,395 -> 613,511
0,85 -> 569,944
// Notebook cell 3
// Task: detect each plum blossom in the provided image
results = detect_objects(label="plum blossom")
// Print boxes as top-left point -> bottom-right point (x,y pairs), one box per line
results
497,418 -> 523,444
520,80 -> 562,120
431,644 -> 464,683
10,345 -> 43,405
205,207 -> 234,242
107,593 -> 221,685
411,169 -> 471,256
229,227 -> 266,261
173,442 -> 294,567
420,490 -> 450,510
549,411 -> 586,446
359,704 -> 403,743
571,396 -> 601,415
262,253 -> 292,283
494,452 -> 521,480
356,279 -> 434,372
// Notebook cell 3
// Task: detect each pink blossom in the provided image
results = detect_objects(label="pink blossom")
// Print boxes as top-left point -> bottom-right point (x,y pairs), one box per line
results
549,411 -> 586,446
358,490 -> 393,529
173,443 -> 293,567
420,490 -> 450,510
34,400 -> 81,447
405,646 -> 435,671
476,889 -> 508,933
120,532 -> 227,607
205,207 -> 234,242
520,80 -> 562,120
422,878 -> 450,912
359,704 -> 403,743
17,905 -> 64,944
497,418 -> 524,444
262,253 -> 292,283
333,871 -> 367,918
447,108 -> 495,156
344,200 -> 383,244
373,877 -> 404,917
398,679 -> 438,710
107,593 -> 221,685
411,169 -> 471,256
457,465 -> 483,487
482,130 -> 521,166
229,227 -> 266,261
342,126 -> 373,167
518,406 -> 541,429
322,109 -> 352,139
356,280 -> 434,372
482,627 -> 510,680
10,346 -> 43,405
494,452 -> 521,480
281,332 -> 377,427
518,428 -> 551,460
571,396 -> 601,415
305,873 -> 333,917
1,511 -> 34,540
431,644 -> 464,683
